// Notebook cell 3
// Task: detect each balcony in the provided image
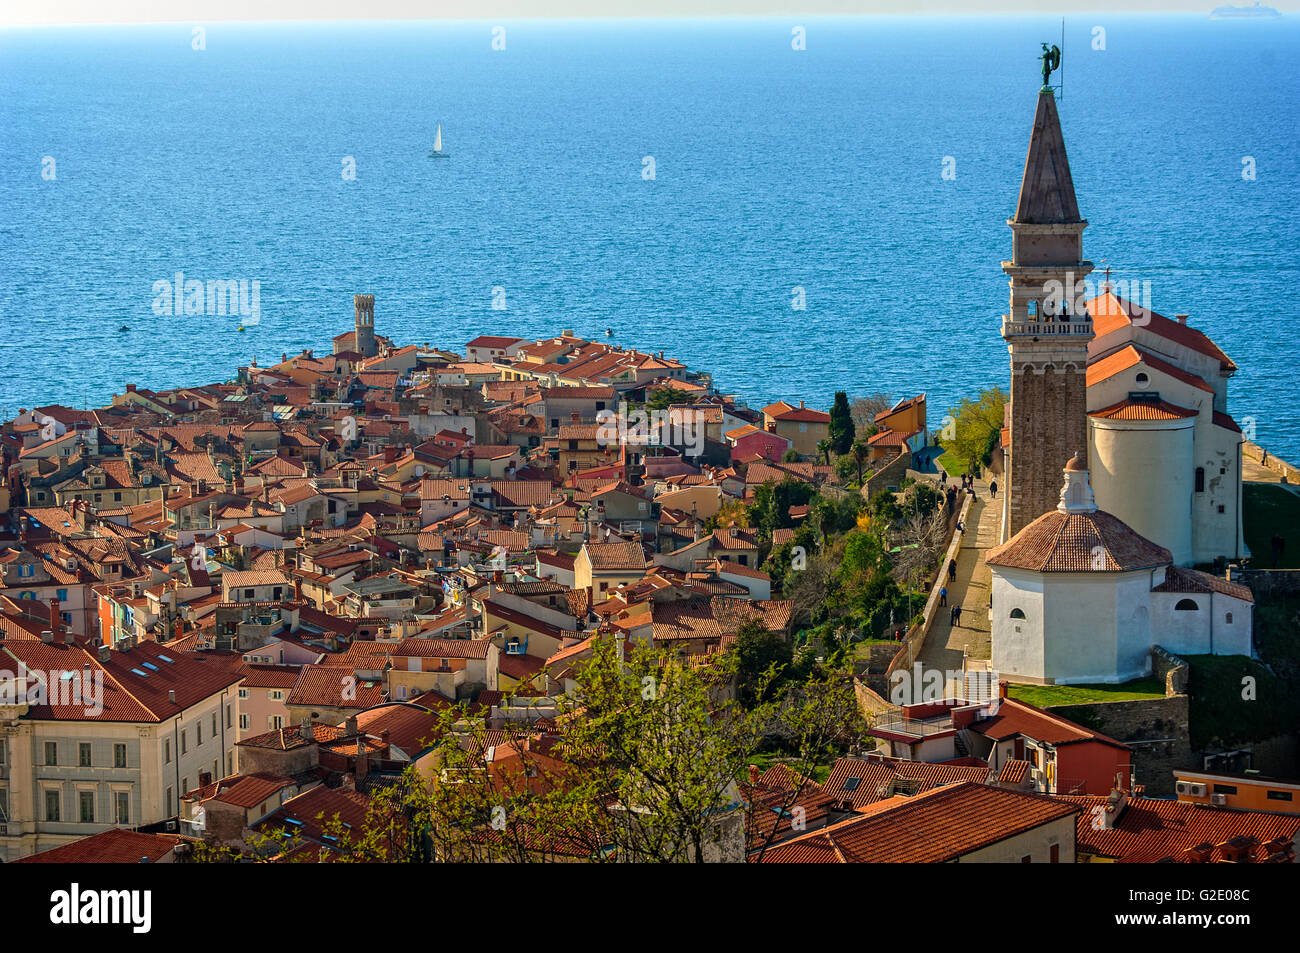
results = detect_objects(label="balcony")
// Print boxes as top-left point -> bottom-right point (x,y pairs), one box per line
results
871,713 -> 955,739
1001,315 -> 1093,339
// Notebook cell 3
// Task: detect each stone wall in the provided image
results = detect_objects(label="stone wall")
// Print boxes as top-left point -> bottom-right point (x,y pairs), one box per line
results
1047,695 -> 1191,797
1151,645 -> 1189,695
862,449 -> 912,499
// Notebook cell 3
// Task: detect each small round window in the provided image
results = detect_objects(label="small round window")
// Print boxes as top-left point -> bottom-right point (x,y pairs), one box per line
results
1010,608 -> 1027,620
1135,373 -> 1149,385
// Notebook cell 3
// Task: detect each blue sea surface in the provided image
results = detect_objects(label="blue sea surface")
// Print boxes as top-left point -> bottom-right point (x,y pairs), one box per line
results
1,15 -> 1297,456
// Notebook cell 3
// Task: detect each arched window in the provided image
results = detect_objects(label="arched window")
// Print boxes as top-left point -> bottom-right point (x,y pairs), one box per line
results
1175,599 -> 1199,611
1010,608 -> 1026,620
1135,373 -> 1149,385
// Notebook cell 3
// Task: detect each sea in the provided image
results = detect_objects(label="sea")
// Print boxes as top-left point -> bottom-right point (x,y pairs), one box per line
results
1,15 -> 1298,458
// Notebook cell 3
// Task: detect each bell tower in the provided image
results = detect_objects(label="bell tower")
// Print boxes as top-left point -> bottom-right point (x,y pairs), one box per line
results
1001,84 -> 1094,541
354,294 -> 377,358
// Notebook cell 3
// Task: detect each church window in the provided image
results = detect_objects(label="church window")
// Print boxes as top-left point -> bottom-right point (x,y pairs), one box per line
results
1225,613 -> 1233,624
1135,373 -> 1149,385
1009,608 -> 1026,620
1175,599 -> 1199,611
1195,468 -> 1205,492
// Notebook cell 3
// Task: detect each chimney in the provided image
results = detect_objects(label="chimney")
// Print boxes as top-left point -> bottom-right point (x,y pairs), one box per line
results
748,764 -> 760,785
300,720 -> 314,742
1175,314 -> 1189,325
345,715 -> 358,736
998,679 -> 1008,700
126,383 -> 136,393
49,599 -> 62,640
798,400 -> 804,409
40,629 -> 54,644
97,643 -> 111,663
356,737 -> 369,780
18,516 -> 28,543
168,689 -> 177,704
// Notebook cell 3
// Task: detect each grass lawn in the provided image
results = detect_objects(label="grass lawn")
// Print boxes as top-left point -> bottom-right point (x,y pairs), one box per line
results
935,451 -> 968,478
1243,483 -> 1300,568
1007,678 -> 1166,708
743,750 -> 833,784
1184,653 -> 1300,750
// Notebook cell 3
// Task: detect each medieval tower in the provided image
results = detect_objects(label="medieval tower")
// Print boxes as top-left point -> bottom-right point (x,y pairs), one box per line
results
353,294 -> 377,358
1000,86 -> 1094,541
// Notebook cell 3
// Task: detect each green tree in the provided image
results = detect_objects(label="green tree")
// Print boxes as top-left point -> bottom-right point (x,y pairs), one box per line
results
849,437 -> 871,484
647,387 -> 692,410
816,438 -> 832,466
828,391 -> 855,456
945,387 -> 1007,474
732,619 -> 794,706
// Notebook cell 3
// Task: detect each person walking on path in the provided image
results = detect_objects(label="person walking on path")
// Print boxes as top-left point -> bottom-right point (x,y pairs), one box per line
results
950,604 -> 963,627
939,585 -> 948,607
989,479 -> 998,498
948,559 -> 957,582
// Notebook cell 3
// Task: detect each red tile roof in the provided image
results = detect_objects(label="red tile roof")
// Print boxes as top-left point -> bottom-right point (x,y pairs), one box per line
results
756,781 -> 1079,863
985,509 -> 1171,573
15,828 -> 183,863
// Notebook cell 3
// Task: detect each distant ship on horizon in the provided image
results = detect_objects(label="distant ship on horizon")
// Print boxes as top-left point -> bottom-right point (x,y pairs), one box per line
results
1211,2 -> 1281,18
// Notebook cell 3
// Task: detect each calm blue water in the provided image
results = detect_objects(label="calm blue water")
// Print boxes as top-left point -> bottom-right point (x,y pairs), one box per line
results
2,16 -> 1298,456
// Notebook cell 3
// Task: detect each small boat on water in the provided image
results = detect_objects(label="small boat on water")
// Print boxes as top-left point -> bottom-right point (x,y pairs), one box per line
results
118,325 -> 129,332
428,123 -> 449,158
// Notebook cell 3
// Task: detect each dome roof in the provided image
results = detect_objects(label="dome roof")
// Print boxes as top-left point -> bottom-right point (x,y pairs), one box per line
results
986,509 -> 1171,573
1064,451 -> 1088,471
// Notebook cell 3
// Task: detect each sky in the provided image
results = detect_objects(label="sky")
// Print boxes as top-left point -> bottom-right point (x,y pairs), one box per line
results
3,1 -> 1293,29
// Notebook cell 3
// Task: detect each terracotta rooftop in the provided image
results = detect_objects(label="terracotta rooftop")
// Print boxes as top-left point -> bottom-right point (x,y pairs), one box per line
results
985,509 -> 1171,573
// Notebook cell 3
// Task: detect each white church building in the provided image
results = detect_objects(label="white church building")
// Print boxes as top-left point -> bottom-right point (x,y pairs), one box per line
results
987,454 -> 1254,685
1084,290 -> 1246,566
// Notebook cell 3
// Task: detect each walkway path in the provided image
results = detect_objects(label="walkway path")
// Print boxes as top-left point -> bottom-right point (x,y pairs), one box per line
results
916,475 -> 1003,689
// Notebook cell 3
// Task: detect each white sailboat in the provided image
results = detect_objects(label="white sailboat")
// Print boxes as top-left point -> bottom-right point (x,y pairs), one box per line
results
428,123 -> 449,158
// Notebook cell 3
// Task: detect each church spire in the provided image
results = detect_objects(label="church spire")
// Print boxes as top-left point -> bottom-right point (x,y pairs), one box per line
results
1012,90 -> 1081,225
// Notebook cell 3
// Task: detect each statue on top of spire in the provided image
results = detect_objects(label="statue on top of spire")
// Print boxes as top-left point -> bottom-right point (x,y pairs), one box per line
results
1040,43 -> 1061,90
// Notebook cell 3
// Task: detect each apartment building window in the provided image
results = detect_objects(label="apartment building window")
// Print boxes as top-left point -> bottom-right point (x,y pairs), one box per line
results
113,744 -> 127,769
79,791 -> 95,823
182,777 -> 189,796
45,789 -> 61,822
165,787 -> 173,816
226,705 -> 232,728
269,690 -> 284,701
0,738 -> 5,764
0,789 -> 8,821
239,714 -> 250,731
269,716 -> 284,730
56,588 -> 67,601
1050,843 -> 1060,863
164,739 -> 172,764
115,791 -> 130,824
238,688 -> 249,699
181,730 -> 187,755
44,742 -> 57,766
79,743 -> 92,767
1267,790 -> 1293,802
1213,784 -> 1238,796
212,714 -> 218,735
196,722 -> 202,745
